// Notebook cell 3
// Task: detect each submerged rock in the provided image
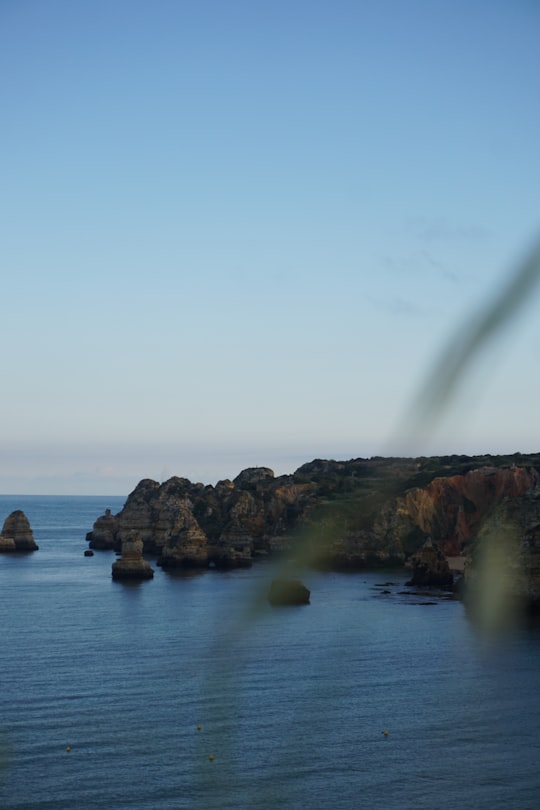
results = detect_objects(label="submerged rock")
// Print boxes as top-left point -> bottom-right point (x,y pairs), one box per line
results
112,534 -> 154,581
0,510 -> 38,551
268,578 -> 311,606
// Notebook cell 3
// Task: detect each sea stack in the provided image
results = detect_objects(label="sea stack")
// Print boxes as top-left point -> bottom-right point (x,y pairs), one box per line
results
112,534 -> 154,581
0,510 -> 38,551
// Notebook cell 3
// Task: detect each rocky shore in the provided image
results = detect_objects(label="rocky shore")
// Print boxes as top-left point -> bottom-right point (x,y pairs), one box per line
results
85,452 -> 540,608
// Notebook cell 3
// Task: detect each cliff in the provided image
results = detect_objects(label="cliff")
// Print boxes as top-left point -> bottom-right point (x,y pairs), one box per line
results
87,467 -> 318,569
324,465 -> 539,568
87,454 -> 540,580
464,481 -> 540,615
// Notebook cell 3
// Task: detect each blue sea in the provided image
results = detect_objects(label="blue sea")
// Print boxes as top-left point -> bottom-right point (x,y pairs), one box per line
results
1,495 -> 540,809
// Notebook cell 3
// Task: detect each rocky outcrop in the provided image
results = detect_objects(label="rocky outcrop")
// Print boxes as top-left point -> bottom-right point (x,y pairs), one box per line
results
112,534 -> 154,581
157,502 -> 208,570
268,579 -> 311,606
86,458 -> 540,576
406,538 -> 454,590
87,468 -> 317,569
86,508 -> 117,550
0,510 -> 38,551
233,467 -> 274,488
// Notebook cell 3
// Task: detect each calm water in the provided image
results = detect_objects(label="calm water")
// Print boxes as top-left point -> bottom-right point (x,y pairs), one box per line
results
1,495 -> 540,809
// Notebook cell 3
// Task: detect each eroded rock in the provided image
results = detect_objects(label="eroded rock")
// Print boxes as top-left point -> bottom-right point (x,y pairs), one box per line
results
86,460 -> 540,582
406,538 -> 454,590
112,533 -> 154,581
157,503 -> 208,570
0,510 -> 38,551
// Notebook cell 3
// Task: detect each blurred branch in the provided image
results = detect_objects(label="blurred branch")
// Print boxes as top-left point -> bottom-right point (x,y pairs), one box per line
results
407,232 -> 540,432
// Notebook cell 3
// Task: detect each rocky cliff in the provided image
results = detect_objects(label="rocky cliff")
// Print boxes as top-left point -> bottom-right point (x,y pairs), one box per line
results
464,481 -> 540,615
326,465 -> 539,566
87,455 -> 540,579
87,467 -> 318,569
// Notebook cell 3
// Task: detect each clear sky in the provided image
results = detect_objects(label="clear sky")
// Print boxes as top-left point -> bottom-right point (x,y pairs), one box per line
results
1,0 -> 539,495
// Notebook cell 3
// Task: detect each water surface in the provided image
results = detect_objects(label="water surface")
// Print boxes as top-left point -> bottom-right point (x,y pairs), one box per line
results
1,496 -> 539,808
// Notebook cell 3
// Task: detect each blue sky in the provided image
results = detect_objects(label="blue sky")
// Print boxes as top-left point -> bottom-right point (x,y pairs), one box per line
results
1,0 -> 539,494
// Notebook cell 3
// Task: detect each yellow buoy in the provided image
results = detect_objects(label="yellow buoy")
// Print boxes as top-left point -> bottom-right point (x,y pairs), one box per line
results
383,730 -> 389,737
196,725 -> 202,731
65,746 -> 71,752
208,754 -> 215,762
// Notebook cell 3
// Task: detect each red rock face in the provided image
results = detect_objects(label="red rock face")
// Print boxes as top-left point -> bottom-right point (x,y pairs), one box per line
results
396,467 -> 539,556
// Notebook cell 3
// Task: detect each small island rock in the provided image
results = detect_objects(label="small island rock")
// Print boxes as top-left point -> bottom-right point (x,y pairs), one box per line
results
268,578 -> 311,606
112,534 -> 154,581
0,510 -> 38,552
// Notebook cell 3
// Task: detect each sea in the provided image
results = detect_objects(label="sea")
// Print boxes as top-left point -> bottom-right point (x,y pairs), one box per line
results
1,494 -> 540,810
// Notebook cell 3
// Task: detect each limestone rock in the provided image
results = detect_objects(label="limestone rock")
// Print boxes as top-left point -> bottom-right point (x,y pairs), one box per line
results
86,458 -> 540,578
112,534 -> 154,581
157,503 -> 208,570
233,467 -> 274,488
0,536 -> 16,552
211,521 -> 253,568
87,467 -> 316,569
406,538 -> 454,590
268,578 -> 311,606
0,510 -> 38,551
86,508 -> 117,550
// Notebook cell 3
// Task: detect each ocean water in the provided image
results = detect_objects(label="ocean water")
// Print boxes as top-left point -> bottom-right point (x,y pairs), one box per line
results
1,495 -> 540,809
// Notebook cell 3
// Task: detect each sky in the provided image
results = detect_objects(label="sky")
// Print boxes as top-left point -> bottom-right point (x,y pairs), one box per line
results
1,0 -> 539,495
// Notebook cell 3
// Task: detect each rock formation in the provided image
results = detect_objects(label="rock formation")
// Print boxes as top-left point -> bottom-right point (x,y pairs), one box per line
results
111,534 -> 154,581
316,465 -> 540,571
86,457 -> 540,581
87,468 -> 317,568
268,579 -> 311,606
406,538 -> 454,590
86,508 -> 117,550
0,510 -> 38,551
157,500 -> 208,570
464,482 -> 540,614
